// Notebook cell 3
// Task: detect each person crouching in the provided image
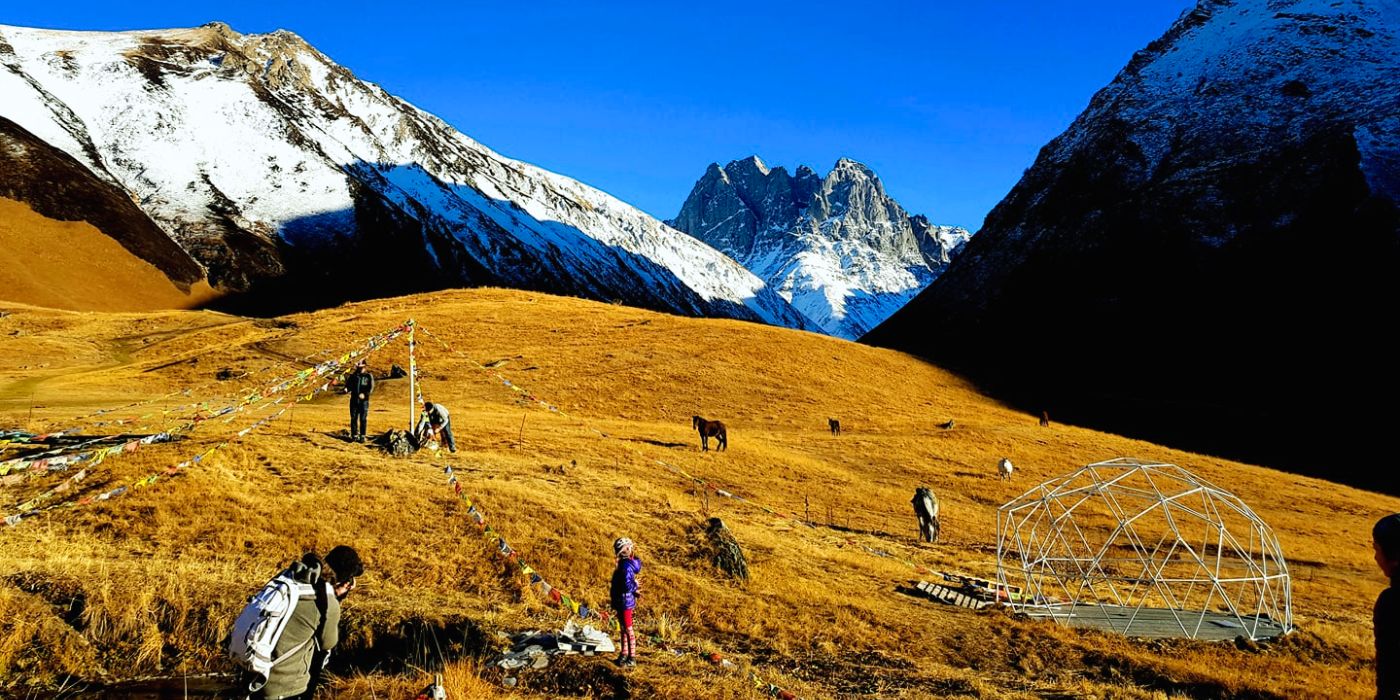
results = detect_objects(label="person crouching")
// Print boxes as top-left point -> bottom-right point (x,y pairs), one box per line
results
415,401 -> 456,453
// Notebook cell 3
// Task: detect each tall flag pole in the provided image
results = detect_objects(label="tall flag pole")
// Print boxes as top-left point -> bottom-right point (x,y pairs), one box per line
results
408,319 -> 417,432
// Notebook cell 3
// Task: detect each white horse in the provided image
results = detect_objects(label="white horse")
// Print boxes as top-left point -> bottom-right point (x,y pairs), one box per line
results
998,457 -> 1014,481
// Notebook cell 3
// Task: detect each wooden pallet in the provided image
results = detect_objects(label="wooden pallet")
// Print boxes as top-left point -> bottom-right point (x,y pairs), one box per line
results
913,580 -> 992,610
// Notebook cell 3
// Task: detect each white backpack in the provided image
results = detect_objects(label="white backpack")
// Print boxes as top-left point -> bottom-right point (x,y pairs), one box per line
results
228,563 -> 323,690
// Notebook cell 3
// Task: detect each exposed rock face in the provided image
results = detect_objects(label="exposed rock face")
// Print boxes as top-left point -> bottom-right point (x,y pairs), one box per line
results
866,0 -> 1400,493
0,23 -> 813,329
669,156 -> 969,339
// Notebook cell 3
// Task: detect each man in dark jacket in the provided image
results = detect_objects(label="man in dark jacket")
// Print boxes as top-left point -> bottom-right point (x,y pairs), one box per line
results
346,361 -> 374,442
258,546 -> 364,700
1375,513 -> 1400,699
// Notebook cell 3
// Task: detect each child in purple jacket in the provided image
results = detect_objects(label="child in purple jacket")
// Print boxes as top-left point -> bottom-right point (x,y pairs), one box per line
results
610,537 -> 642,667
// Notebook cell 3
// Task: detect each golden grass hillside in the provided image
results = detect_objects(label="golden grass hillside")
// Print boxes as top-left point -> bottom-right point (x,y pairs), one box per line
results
0,288 -> 1395,699
0,197 -> 218,312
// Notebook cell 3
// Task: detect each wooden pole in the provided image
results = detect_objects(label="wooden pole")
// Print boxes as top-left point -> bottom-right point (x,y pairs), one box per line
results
517,414 -> 526,449
408,320 -> 417,432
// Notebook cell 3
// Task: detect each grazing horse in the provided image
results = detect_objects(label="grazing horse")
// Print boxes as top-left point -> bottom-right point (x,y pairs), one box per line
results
828,418 -> 841,436
693,415 -> 727,452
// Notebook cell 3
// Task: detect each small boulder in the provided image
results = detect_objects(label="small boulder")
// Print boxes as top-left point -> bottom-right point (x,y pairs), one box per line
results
705,517 -> 749,581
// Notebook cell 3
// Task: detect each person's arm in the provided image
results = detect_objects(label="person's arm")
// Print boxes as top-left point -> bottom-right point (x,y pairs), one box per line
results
364,373 -> 374,397
320,589 -> 341,653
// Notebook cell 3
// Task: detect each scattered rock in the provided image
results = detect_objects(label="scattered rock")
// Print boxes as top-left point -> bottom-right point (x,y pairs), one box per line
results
704,517 -> 748,581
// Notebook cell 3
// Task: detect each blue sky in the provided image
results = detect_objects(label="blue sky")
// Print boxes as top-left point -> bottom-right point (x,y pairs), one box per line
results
5,1 -> 1192,230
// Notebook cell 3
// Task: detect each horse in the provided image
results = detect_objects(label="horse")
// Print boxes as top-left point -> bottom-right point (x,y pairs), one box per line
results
692,415 -> 727,452
1039,410 -> 1050,428
828,418 -> 841,436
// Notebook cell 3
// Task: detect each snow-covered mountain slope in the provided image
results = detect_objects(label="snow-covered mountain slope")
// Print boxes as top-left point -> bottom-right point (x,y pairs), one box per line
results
0,23 -> 813,329
866,0 -> 1400,491
668,156 -> 969,339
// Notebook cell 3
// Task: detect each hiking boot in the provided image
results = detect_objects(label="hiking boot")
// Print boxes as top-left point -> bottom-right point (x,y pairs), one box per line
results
622,657 -> 637,668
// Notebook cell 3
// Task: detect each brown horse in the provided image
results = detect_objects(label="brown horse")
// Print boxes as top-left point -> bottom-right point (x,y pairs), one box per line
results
828,418 -> 841,436
692,415 -> 727,452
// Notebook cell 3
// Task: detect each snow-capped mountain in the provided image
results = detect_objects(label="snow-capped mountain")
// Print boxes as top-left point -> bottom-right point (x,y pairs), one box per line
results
0,23 -> 813,329
866,0 -> 1400,491
668,156 -> 969,339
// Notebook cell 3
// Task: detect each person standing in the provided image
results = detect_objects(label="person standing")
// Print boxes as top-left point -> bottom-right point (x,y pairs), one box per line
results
346,361 -> 374,442
610,537 -> 642,668
912,487 -> 940,543
1374,513 -> 1400,699
415,401 -> 456,453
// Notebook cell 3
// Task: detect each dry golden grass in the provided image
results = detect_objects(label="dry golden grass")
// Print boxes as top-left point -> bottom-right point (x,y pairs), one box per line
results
0,197 -> 218,312
0,288 -> 1395,698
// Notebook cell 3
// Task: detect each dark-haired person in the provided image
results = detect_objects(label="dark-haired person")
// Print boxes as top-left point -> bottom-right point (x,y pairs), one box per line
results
415,401 -> 456,453
345,361 -> 374,442
1376,514 -> 1400,699
260,545 -> 364,700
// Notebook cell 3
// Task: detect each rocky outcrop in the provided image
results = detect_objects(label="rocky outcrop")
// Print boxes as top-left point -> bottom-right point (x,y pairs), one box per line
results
865,0 -> 1400,493
670,156 -> 969,339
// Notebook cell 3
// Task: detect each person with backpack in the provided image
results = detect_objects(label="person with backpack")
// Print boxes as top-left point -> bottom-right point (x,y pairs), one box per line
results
415,401 -> 456,453
345,361 -> 374,443
610,537 -> 642,668
229,545 -> 364,700
1375,513 -> 1400,699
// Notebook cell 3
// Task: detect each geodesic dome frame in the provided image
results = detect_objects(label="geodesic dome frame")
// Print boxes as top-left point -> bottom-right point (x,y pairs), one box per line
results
996,458 -> 1292,640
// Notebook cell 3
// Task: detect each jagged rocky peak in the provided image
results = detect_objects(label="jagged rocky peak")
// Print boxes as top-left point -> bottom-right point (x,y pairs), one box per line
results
814,158 -> 913,249
670,155 -> 970,339
909,214 -> 967,265
114,24 -> 339,96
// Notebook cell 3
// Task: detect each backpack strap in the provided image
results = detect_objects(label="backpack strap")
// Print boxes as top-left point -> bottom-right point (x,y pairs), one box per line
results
268,580 -> 322,668
312,580 -> 330,648
270,633 -> 316,667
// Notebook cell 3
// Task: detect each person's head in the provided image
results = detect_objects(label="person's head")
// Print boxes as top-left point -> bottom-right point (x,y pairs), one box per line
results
325,545 -> 365,600
614,537 -> 635,559
355,360 -> 366,372
423,401 -> 433,411
1375,514 -> 1400,579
